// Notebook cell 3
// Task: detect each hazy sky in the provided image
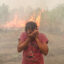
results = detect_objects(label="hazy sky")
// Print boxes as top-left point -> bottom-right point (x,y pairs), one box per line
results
0,0 -> 64,10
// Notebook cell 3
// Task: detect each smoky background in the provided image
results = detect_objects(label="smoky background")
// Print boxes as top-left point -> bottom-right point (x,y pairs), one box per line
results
0,0 -> 64,64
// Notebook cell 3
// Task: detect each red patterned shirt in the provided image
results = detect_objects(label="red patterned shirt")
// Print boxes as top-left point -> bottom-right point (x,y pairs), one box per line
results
19,32 -> 48,64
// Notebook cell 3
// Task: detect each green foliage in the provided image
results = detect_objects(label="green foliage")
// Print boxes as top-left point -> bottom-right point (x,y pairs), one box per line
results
40,4 -> 64,34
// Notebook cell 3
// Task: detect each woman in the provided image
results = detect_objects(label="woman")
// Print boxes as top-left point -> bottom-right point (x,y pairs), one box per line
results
17,21 -> 49,64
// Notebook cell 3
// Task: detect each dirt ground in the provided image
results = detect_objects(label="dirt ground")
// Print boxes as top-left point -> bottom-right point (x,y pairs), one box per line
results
0,30 -> 64,64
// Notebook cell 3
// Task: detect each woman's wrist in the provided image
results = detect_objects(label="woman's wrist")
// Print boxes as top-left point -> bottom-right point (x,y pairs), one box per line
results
35,37 -> 38,41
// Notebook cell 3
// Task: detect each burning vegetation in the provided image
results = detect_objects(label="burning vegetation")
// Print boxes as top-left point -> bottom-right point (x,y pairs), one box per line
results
0,11 -> 42,29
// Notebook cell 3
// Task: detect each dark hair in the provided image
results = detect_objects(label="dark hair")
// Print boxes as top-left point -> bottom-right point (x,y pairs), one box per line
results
25,21 -> 37,32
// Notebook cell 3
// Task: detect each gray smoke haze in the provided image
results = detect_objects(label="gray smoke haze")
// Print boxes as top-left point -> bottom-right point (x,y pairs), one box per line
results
0,1 -> 64,64
0,0 -> 64,10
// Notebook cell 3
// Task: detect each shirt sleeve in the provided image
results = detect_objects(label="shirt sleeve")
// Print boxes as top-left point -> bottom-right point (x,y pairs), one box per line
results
19,32 -> 27,42
40,33 -> 48,44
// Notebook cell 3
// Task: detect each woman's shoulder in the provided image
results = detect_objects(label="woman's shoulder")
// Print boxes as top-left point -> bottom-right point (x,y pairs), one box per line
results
19,32 -> 27,40
39,32 -> 48,44
21,32 -> 27,36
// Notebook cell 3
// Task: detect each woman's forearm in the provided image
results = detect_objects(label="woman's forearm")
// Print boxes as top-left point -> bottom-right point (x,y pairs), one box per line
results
18,38 -> 30,52
35,38 -> 48,55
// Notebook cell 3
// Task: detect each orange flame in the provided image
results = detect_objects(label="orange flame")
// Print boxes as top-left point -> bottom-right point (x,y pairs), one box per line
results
28,12 -> 41,27
28,16 -> 35,21
28,13 -> 35,22
1,11 -> 42,29
2,14 -> 26,29
35,12 -> 41,27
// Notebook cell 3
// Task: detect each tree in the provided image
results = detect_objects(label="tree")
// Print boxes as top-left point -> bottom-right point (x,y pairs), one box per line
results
0,3 -> 9,24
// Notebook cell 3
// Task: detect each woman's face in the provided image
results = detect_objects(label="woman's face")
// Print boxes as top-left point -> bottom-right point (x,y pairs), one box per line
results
26,29 -> 33,35
26,29 -> 35,41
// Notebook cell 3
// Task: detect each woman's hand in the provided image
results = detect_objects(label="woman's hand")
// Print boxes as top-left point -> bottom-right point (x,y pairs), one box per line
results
28,30 -> 39,39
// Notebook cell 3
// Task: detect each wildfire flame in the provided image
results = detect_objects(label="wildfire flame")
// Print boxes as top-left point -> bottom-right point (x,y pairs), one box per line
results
28,12 -> 41,27
1,11 -> 42,29
28,13 -> 35,21
36,12 -> 41,27
1,14 -> 26,29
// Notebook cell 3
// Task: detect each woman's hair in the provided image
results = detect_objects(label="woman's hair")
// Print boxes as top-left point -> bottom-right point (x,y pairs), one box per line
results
25,21 -> 37,32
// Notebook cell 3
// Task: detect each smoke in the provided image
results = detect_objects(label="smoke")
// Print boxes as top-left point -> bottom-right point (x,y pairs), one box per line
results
0,0 -> 64,10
